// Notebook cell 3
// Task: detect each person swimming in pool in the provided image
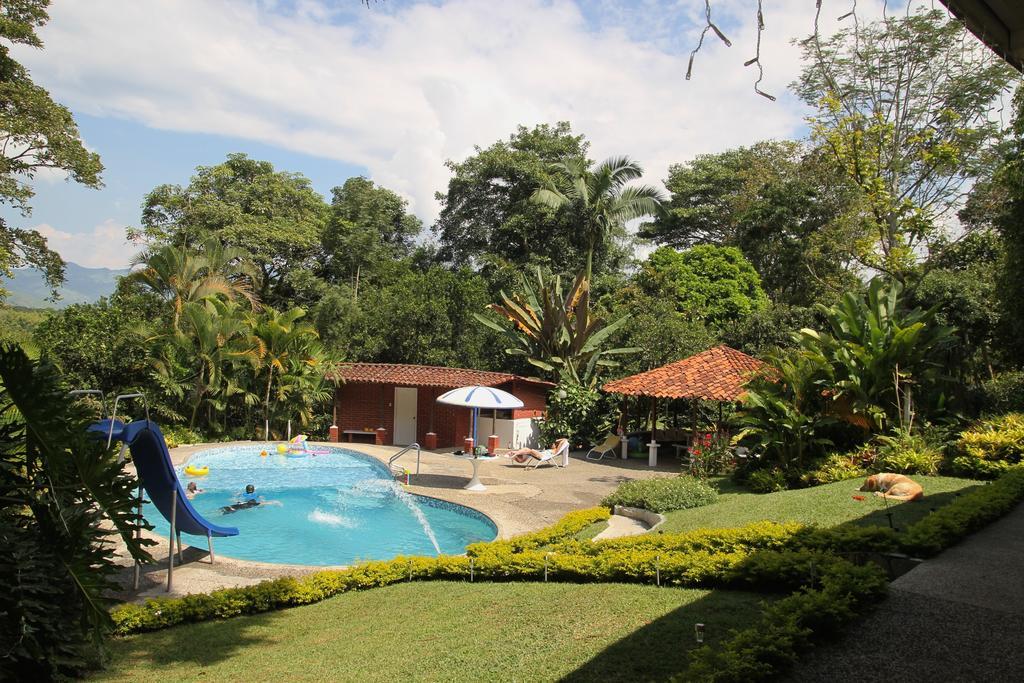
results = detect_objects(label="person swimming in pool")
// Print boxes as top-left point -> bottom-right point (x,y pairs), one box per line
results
220,484 -> 281,514
185,481 -> 203,499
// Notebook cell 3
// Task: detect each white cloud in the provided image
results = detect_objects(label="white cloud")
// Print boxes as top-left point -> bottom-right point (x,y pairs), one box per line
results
14,0 -> 892,223
35,220 -> 141,269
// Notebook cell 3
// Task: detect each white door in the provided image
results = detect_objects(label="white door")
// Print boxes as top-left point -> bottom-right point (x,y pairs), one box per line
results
393,387 -> 418,445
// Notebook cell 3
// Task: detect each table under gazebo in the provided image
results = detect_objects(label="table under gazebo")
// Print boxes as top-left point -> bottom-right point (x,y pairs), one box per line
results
601,345 -> 766,466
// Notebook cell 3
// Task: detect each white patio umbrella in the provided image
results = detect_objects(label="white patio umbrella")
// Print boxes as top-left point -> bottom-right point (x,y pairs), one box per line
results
436,385 -> 524,449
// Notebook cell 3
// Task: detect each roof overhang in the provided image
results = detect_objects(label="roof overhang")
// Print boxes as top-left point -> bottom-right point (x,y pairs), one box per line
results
940,0 -> 1024,72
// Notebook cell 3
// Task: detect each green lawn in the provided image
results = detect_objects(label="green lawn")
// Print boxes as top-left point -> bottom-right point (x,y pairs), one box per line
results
657,475 -> 982,534
94,582 -> 765,682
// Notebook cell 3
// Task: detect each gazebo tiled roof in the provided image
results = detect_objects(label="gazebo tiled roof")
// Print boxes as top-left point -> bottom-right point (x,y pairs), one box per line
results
602,345 -> 766,401
327,362 -> 551,389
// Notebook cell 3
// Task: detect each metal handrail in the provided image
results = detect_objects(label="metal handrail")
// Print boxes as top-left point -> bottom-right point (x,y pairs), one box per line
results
388,442 -> 421,477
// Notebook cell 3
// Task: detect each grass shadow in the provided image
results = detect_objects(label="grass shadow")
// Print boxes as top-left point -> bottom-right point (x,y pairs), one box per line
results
102,611 -> 280,673
560,588 -> 769,682
841,486 -> 983,533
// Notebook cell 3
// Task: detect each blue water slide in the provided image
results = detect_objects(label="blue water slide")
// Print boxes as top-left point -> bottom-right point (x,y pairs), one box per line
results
117,419 -> 238,539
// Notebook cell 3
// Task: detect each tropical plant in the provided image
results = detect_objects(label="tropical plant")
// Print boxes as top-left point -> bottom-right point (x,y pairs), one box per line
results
126,239 -> 258,331
539,381 -> 615,448
247,306 -> 336,436
532,155 -> 665,279
798,278 -> 955,432
147,298 -> 260,430
0,343 -> 153,678
737,351 -> 833,474
475,269 -> 637,386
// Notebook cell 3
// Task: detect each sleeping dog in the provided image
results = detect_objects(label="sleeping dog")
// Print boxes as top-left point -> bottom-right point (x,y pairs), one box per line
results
859,473 -> 924,501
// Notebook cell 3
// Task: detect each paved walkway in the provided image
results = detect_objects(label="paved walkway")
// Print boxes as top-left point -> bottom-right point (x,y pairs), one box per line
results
113,441 -> 678,599
787,502 -> 1024,681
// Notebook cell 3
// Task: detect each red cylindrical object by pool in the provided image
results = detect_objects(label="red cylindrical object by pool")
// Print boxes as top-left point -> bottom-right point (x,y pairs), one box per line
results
328,425 -> 339,443
424,432 -> 438,450
375,427 -> 387,445
487,435 -> 500,454
464,437 -> 474,454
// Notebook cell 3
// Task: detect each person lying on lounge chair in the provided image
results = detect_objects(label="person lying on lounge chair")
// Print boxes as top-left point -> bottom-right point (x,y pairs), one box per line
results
506,438 -> 570,468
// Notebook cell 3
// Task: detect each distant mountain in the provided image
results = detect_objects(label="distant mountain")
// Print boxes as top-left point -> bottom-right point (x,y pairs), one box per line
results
2,262 -> 129,308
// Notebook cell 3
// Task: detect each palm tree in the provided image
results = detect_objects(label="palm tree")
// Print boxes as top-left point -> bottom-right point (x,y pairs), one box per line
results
532,156 -> 665,280
247,307 -> 325,438
127,239 -> 258,331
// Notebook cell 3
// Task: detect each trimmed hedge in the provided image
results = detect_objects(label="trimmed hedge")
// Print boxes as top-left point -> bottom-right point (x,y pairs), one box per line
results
600,475 -> 718,513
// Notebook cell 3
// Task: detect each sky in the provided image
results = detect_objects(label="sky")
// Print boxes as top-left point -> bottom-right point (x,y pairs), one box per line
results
8,0 -> 900,269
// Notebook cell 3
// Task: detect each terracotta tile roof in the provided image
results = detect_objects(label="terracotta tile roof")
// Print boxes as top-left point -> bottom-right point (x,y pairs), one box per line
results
602,345 -> 767,401
328,363 -> 550,389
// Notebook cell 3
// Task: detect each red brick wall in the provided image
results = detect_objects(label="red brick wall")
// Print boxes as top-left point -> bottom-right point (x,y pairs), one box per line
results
506,379 -> 549,419
334,380 -> 549,449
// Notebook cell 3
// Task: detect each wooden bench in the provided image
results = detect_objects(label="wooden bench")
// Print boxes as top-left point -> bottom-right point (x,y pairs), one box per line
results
342,429 -> 376,443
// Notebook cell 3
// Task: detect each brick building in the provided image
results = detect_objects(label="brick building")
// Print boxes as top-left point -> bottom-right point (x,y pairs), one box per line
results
327,363 -> 552,450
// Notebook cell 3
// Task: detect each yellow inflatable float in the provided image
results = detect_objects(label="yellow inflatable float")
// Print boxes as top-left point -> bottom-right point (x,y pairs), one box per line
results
184,465 -> 209,477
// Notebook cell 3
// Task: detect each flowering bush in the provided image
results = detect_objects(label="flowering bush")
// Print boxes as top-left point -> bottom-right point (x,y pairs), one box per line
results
687,432 -> 734,478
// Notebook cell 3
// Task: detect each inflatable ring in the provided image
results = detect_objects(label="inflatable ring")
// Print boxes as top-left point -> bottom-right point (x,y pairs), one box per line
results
184,465 -> 209,477
276,444 -> 288,454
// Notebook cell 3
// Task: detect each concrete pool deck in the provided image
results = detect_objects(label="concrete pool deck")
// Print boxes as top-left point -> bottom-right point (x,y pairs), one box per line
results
113,441 -> 679,600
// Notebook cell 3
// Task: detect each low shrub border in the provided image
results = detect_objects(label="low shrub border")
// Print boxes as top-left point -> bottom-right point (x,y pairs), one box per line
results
110,467 -> 1024,681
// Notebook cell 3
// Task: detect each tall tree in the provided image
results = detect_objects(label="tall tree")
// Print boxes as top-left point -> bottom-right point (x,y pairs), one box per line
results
640,141 -> 858,305
796,9 -> 1016,280
321,176 -> 422,296
634,245 -> 769,329
134,153 -> 328,304
0,0 -> 103,300
434,122 -> 617,273
532,155 -> 665,280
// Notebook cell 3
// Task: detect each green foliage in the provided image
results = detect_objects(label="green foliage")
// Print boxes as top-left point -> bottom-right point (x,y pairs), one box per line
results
0,343 -> 153,678
477,269 -> 637,385
601,476 -> 718,513
993,89 -> 1024,365
161,425 -> 203,449
539,381 -> 614,448
746,468 -> 788,494
797,9 -> 1015,279
952,413 -> 1024,478
532,154 -> 664,279
640,140 -> 858,306
0,304 -> 45,347
0,0 -> 104,300
980,372 -> 1024,413
802,452 -> 867,487
32,293 -> 155,396
636,245 -> 768,328
873,430 -> 943,475
608,292 -> 719,376
901,466 -> 1024,556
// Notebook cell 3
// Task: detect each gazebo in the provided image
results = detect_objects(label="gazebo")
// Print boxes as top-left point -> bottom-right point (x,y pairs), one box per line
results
602,345 -> 766,465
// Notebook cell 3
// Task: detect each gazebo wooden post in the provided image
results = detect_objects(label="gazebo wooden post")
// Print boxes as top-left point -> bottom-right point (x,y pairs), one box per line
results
618,396 -> 629,460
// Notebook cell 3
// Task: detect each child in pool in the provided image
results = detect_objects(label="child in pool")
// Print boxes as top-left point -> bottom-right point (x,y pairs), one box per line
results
220,484 -> 281,514
185,481 -> 203,499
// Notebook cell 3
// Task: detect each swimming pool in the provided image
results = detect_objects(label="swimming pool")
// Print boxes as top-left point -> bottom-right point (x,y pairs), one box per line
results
147,444 -> 497,565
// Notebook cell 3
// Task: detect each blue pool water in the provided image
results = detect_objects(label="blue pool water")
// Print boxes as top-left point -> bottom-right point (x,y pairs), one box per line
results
146,444 -> 497,565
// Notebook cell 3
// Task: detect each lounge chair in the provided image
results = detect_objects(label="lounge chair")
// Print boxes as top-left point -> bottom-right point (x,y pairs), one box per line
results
508,439 -> 570,469
585,434 -> 621,461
